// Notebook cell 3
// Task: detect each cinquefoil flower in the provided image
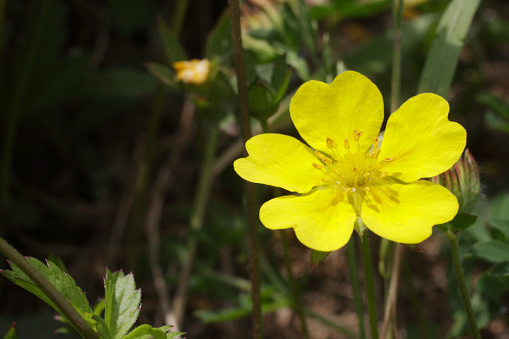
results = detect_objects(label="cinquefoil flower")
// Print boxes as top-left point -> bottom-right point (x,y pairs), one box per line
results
234,71 -> 467,252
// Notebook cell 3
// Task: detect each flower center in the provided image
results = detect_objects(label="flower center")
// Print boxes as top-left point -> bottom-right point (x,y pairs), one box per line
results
312,131 -> 394,193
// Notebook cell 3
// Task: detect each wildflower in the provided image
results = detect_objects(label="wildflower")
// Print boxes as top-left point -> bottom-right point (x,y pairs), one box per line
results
173,59 -> 210,85
234,71 -> 467,252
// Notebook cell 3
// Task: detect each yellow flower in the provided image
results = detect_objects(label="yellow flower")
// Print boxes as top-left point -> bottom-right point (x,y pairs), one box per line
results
234,71 -> 467,252
173,59 -> 210,85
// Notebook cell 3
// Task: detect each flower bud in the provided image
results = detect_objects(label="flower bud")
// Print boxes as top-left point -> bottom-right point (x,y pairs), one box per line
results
173,59 -> 210,85
431,149 -> 480,213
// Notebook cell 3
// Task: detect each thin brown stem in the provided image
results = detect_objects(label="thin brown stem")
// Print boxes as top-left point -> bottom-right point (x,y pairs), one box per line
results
228,0 -> 262,337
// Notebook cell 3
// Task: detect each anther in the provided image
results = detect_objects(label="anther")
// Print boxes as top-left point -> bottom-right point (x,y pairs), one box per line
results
344,139 -> 350,150
370,149 -> 380,159
354,131 -> 363,140
385,157 -> 395,162
312,163 -> 322,170
326,137 -> 338,149
372,137 -> 379,150
315,150 -> 332,164
379,172 -> 388,179
321,178 -> 332,182
362,186 -> 371,191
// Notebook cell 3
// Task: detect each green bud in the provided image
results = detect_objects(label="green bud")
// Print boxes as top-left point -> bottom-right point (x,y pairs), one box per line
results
431,149 -> 480,213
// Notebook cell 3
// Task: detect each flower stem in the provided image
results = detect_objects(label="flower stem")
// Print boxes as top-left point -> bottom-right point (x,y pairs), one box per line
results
280,230 -> 310,339
390,0 -> 403,113
360,232 -> 379,339
346,239 -> 367,339
173,126 -> 218,327
0,236 -> 99,339
228,0 -> 262,337
446,230 -> 481,339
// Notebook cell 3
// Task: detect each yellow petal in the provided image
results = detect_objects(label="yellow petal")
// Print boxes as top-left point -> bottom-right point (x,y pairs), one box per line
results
290,71 -> 384,153
260,189 -> 356,251
378,93 -> 466,182
234,133 -> 324,193
361,180 -> 458,244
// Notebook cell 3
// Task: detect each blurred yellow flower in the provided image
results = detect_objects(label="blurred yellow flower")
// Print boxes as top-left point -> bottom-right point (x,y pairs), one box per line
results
173,59 -> 210,85
234,71 -> 467,251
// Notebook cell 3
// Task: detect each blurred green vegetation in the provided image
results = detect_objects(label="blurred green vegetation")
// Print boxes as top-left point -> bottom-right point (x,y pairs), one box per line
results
1,0 -> 509,338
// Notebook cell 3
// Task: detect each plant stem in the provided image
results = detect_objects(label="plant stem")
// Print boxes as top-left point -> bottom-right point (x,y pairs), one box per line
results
0,0 -> 53,231
280,230 -> 310,339
228,0 -> 262,337
0,236 -> 99,339
360,232 -> 379,339
172,0 -> 189,36
390,0 -> 403,113
446,230 -> 481,339
346,239 -> 367,339
173,126 -> 218,327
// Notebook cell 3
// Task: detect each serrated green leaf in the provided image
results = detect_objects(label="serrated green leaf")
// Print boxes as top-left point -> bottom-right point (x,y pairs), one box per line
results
0,258 -> 95,330
468,240 -> 509,263
158,19 -> 187,64
418,0 -> 481,97
145,62 -> 177,89
122,325 -> 166,339
3,323 -> 18,339
104,270 -> 141,339
205,11 -> 232,64
310,250 -> 331,271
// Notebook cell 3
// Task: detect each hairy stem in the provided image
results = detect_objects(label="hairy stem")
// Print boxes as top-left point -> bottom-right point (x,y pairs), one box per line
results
228,0 -> 262,337
360,232 -> 379,339
447,230 -> 481,339
346,239 -> 367,339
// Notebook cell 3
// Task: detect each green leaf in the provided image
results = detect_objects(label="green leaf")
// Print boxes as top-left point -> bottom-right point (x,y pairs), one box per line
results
468,240 -> 509,263
3,324 -> 18,339
205,11 -> 232,64
248,80 -> 274,122
0,258 -> 95,329
123,325 -> 166,339
310,250 -> 331,271
145,62 -> 178,89
418,0 -> 481,97
477,262 -> 509,298
104,270 -> 141,339
448,212 -> 478,232
270,55 -> 292,105
158,18 -> 187,64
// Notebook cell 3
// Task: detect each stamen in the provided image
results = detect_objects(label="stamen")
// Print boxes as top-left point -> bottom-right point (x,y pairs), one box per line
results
372,137 -> 379,150
385,157 -> 395,162
344,139 -> 350,150
362,186 -> 371,191
326,137 -> 338,149
315,150 -> 332,164
379,172 -> 388,179
354,131 -> 363,140
321,178 -> 332,182
370,149 -> 380,159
